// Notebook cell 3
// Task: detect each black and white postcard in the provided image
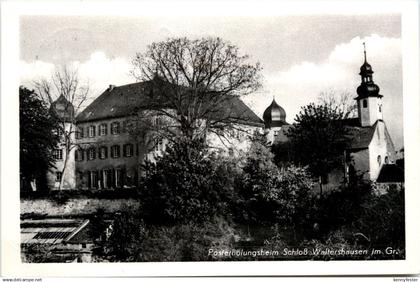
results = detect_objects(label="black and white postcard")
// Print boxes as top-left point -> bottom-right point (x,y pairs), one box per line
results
1,0 -> 419,277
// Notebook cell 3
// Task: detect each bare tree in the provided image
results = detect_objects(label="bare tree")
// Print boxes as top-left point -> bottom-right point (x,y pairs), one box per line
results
130,37 -> 262,143
317,88 -> 357,119
33,65 -> 89,190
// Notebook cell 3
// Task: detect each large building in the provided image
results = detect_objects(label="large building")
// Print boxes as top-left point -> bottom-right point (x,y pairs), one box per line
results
263,48 -> 400,191
46,47 -> 402,191
71,79 -> 263,190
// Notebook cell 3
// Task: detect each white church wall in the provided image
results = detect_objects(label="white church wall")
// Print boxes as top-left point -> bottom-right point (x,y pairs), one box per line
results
368,121 -> 394,181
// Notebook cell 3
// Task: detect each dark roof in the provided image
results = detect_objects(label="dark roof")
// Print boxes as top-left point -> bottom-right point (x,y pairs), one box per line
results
263,99 -> 287,128
76,80 -> 263,126
50,95 -> 75,122
66,224 -> 93,244
344,121 -> 377,149
376,164 -> 404,183
272,118 -> 377,150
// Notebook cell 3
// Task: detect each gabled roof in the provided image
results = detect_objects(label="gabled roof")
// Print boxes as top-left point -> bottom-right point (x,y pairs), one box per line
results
377,164 -> 404,183
344,120 -> 377,150
50,94 -> 75,122
76,80 -> 263,126
273,118 -> 377,150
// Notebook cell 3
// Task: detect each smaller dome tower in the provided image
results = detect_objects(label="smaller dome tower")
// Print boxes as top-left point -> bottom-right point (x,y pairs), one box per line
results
263,97 -> 288,144
263,97 -> 287,129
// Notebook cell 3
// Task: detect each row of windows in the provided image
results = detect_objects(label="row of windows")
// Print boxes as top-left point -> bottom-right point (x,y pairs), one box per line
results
76,121 -> 125,139
82,169 -> 124,189
75,144 -> 135,161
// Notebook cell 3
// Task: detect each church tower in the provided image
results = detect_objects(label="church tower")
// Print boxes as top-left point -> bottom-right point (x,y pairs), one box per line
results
356,43 -> 383,127
263,97 -> 288,143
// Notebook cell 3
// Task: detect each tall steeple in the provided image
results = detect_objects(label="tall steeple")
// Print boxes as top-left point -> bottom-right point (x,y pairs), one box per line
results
356,43 -> 383,127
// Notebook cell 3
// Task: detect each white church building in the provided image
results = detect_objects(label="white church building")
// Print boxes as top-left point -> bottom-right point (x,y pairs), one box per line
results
263,47 -> 401,192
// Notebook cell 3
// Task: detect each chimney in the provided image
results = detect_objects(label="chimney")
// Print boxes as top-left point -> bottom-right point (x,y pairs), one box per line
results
108,84 -> 116,91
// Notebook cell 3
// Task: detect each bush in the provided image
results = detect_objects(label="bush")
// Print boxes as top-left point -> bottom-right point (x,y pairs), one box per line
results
234,138 -> 315,225
139,217 -> 236,261
104,210 -> 147,261
355,184 -> 405,253
139,137 -> 233,224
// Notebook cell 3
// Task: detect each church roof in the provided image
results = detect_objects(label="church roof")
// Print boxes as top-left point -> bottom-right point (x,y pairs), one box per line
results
344,121 -> 377,149
76,80 -> 263,126
273,118 -> 378,150
50,94 -> 75,122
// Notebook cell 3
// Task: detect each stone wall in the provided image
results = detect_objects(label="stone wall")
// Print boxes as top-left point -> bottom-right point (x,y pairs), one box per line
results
21,198 -> 141,216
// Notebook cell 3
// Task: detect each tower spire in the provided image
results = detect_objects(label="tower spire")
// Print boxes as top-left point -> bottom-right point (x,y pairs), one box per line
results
363,42 -> 367,63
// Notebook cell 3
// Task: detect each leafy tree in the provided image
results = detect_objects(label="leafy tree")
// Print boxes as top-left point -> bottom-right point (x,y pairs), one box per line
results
236,135 -> 314,225
140,137 -> 231,224
286,103 -> 349,194
131,37 -> 262,141
20,86 -> 60,193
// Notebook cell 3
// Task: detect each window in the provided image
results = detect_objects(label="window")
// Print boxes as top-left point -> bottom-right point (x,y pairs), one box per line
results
377,155 -> 382,165
102,170 -> 110,189
274,130 -> 279,136
362,99 -> 368,108
124,144 -> 133,157
385,156 -> 389,164
111,122 -> 120,135
99,146 -> 108,159
55,172 -> 62,182
87,148 -> 96,160
75,149 -> 84,161
90,171 -> 98,189
76,127 -> 84,139
379,105 -> 382,113
99,124 -> 108,136
88,125 -> 96,137
53,149 -> 63,160
111,145 -> 120,158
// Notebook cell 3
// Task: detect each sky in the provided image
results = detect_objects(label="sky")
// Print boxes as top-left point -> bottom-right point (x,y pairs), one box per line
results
19,15 -> 403,149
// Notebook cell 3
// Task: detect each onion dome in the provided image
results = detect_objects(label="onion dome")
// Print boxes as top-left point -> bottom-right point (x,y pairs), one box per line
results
356,43 -> 382,99
263,98 -> 288,128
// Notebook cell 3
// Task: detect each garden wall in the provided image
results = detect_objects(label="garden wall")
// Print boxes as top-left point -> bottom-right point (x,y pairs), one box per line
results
21,198 -> 141,216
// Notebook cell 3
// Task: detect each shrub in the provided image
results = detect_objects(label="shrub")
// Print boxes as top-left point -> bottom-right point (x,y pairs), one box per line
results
139,137 -> 233,224
104,210 -> 147,261
139,217 -> 236,262
354,184 -> 405,253
234,138 -> 315,225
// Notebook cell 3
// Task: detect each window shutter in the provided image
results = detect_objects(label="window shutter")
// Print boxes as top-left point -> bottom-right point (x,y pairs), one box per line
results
110,169 -> 115,188
121,168 -> 126,187
99,170 -> 103,189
